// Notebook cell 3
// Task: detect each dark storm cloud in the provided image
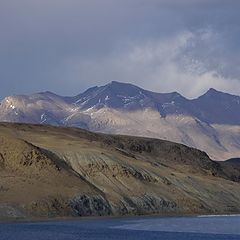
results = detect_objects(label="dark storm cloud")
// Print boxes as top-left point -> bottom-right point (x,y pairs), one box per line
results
0,0 -> 240,98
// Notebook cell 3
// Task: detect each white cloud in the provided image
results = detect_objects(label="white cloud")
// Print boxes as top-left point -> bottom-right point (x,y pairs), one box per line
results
62,29 -> 240,98
1,1 -> 240,98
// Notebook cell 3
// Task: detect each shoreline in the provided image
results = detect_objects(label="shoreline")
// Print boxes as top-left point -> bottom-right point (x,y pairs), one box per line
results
1,212 -> 240,225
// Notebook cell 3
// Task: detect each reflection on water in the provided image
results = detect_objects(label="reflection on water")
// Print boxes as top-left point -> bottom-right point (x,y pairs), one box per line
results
0,215 -> 240,240
112,215 -> 240,235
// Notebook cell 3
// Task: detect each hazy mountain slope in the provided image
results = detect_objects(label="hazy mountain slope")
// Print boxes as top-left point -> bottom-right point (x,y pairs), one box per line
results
0,92 -> 72,124
0,123 -> 240,221
1,81 -> 240,160
75,107 -> 240,160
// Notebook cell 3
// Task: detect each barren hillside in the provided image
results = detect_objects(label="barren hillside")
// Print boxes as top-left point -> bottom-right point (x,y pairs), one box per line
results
0,123 -> 239,221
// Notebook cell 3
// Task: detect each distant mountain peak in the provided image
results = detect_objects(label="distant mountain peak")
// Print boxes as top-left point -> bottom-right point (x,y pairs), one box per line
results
105,81 -> 142,92
73,81 -> 148,110
1,80 -> 240,125
109,80 -> 132,85
37,91 -> 62,97
207,88 -> 218,93
202,88 -> 225,97
199,88 -> 240,100
109,80 -> 123,85
40,90 -> 54,94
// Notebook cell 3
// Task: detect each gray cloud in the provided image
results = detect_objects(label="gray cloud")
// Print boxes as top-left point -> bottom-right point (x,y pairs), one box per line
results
0,0 -> 240,98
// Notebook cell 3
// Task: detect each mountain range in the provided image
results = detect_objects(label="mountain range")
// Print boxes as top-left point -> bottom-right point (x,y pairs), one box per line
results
1,81 -> 240,160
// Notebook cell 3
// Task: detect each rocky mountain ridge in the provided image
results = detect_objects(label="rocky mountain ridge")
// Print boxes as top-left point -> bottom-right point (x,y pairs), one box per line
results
1,81 -> 240,160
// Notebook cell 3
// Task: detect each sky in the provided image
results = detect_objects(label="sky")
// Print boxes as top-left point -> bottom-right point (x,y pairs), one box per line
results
1,0 -> 240,99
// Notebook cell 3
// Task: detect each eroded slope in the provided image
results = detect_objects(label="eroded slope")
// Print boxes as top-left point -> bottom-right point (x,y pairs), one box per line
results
0,123 -> 240,221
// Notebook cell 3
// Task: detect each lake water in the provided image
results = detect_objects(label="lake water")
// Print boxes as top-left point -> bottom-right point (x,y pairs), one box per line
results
0,215 -> 240,240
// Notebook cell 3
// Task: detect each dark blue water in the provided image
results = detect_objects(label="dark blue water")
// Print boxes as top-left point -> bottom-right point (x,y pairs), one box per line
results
0,215 -> 240,240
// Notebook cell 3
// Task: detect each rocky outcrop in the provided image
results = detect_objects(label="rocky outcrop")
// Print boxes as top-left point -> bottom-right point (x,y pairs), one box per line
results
116,195 -> 177,215
70,194 -> 112,216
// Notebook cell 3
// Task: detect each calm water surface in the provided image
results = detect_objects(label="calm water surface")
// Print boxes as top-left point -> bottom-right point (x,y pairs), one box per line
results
0,215 -> 240,240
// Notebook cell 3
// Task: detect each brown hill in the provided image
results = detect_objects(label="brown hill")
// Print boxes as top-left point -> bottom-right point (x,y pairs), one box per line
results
0,123 -> 240,221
